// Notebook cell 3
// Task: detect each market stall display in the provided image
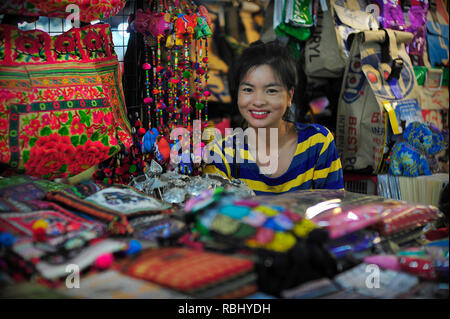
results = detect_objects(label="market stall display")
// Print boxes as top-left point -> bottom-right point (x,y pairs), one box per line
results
0,0 -> 449,300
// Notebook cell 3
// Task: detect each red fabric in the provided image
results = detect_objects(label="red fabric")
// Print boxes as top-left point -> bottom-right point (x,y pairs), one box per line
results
0,0 -> 126,23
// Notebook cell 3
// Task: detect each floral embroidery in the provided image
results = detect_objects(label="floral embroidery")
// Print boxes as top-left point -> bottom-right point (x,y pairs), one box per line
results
68,140 -> 111,175
16,35 -> 40,54
81,28 -> 108,59
41,113 -> 51,126
0,118 -> 7,131
13,32 -> 47,63
49,113 -> 61,130
70,117 -> 86,135
0,143 -> 9,163
104,112 -> 113,126
83,30 -> 102,50
24,133 -> 76,179
0,0 -> 126,23
93,110 -> 104,124
55,35 -> 76,53
53,33 -> 82,61
1,24 -> 133,179
59,112 -> 69,123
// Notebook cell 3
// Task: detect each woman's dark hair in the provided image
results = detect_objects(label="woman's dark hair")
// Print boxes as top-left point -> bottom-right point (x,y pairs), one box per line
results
228,41 -> 299,112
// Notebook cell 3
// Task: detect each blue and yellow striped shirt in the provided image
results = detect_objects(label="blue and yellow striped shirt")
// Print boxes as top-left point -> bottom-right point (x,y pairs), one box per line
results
203,123 -> 344,195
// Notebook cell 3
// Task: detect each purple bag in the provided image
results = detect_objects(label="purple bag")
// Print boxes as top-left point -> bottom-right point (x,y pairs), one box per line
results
406,0 -> 429,65
371,0 -> 406,31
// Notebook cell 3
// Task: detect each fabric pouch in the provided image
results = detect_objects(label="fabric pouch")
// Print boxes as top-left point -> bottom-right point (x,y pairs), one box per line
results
0,23 -> 133,179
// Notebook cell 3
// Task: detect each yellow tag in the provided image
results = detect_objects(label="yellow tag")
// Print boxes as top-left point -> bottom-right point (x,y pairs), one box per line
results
254,205 -> 278,217
382,101 -> 400,135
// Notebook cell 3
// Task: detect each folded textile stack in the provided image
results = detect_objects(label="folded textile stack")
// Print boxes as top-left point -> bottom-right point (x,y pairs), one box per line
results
123,247 -> 257,299
180,188 -> 338,296
0,175 -> 448,299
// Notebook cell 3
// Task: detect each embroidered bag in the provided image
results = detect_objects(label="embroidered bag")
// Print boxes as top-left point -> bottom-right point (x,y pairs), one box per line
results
0,0 -> 126,23
0,23 -> 133,179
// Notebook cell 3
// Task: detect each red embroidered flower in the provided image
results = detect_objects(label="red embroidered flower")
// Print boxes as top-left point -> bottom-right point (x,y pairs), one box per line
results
21,135 -> 30,148
103,112 -> 113,126
55,35 -> 76,53
41,113 -> 51,126
70,117 -> 86,135
23,119 -> 40,136
30,119 -> 40,131
0,90 -> 15,113
24,133 -> 75,178
49,113 -> 61,130
16,35 -> 40,54
0,118 -> 7,131
83,31 -> 102,50
0,143 -> 10,163
68,140 -> 110,175
86,127 -> 94,137
24,125 -> 37,137
109,136 -> 118,146
59,112 -> 69,123
117,129 -> 132,147
93,110 -> 104,124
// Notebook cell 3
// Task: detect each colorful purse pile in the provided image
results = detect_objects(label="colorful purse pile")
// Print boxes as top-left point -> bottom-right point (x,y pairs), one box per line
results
181,188 -> 338,296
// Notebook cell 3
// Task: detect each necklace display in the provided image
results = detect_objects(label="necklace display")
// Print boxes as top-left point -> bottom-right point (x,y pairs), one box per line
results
94,0 -> 213,185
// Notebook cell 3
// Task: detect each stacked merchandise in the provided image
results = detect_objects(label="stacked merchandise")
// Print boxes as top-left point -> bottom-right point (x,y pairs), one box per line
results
0,0 -> 449,300
0,175 -> 260,299
177,188 -> 449,298
1,176 -> 448,299
324,4 -> 450,229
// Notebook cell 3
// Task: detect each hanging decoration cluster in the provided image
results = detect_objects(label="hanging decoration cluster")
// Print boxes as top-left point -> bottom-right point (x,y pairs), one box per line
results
94,0 -> 212,185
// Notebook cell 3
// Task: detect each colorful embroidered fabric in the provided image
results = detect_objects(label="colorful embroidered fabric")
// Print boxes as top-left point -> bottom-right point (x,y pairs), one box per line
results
389,122 -> 444,177
0,0 -> 126,23
45,186 -> 174,236
124,247 -> 255,298
0,23 -> 133,179
0,175 -> 72,201
45,190 -> 133,236
0,209 -> 97,237
183,189 -> 319,253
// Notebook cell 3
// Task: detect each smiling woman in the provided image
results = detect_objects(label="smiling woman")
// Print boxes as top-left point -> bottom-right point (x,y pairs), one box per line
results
203,41 -> 344,195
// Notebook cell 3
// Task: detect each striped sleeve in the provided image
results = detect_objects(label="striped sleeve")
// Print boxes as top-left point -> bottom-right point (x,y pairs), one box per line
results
312,128 -> 344,190
202,138 -> 233,180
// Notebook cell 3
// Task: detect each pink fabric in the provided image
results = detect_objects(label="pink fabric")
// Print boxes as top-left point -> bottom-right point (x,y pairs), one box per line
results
364,255 -> 401,271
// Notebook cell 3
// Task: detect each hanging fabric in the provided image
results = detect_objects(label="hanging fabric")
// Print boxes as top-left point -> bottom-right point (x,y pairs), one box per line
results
0,0 -> 127,23
0,23 -> 133,179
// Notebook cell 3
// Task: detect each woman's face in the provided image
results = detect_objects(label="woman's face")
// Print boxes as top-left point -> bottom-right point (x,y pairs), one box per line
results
237,64 -> 294,130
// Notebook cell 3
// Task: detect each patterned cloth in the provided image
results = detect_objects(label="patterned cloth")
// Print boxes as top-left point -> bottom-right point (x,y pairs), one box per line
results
0,0 -> 126,23
0,175 -> 71,201
0,23 -> 132,179
124,247 -> 256,298
45,190 -> 134,236
0,209 -> 98,237
203,123 -> 344,195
